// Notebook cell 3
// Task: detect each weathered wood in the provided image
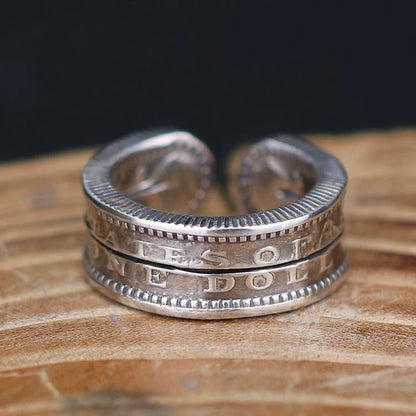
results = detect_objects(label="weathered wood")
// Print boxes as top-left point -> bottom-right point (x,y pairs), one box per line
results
1,129 -> 416,415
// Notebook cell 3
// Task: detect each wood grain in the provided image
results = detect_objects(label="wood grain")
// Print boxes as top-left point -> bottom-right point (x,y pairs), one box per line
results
1,129 -> 416,415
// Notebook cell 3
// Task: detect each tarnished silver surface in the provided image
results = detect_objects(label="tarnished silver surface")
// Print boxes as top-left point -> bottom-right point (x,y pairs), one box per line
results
83,130 -> 347,270
86,200 -> 343,270
82,128 -> 348,318
84,235 -> 347,319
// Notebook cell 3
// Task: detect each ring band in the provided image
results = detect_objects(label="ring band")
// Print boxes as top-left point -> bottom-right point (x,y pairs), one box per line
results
82,129 -> 348,318
84,235 -> 347,319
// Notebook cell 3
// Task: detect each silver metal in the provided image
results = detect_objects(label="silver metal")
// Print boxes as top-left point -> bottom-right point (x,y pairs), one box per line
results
82,130 -> 347,270
84,235 -> 348,319
82,128 -> 348,318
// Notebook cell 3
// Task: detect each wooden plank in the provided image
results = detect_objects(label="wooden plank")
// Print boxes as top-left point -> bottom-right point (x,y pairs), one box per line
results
0,129 -> 415,415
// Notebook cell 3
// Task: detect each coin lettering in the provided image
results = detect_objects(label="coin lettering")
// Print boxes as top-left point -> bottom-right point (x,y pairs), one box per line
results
293,235 -> 312,258
245,273 -> 274,290
253,246 -> 280,265
201,250 -> 231,267
287,267 -> 308,284
107,253 -> 128,277
145,268 -> 168,288
204,276 -> 235,293
318,220 -> 338,247
105,230 -> 118,245
319,252 -> 334,273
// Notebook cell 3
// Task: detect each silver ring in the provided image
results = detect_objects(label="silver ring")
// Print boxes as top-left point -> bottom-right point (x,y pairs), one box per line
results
82,128 -> 348,319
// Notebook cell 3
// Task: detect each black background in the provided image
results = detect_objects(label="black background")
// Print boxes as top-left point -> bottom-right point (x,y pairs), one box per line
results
1,1 -> 415,162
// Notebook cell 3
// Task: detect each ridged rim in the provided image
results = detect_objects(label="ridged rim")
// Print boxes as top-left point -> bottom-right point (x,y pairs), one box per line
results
82,129 -> 347,237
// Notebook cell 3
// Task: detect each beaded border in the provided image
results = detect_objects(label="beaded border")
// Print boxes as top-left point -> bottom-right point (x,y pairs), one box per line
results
86,196 -> 344,243
84,250 -> 348,315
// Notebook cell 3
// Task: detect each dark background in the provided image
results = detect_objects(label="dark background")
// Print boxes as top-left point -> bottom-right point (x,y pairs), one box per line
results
1,1 -> 415,162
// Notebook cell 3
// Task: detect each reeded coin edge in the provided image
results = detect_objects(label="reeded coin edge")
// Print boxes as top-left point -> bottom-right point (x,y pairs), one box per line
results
83,130 -> 347,237
86,195 -> 344,243
83,250 -> 348,319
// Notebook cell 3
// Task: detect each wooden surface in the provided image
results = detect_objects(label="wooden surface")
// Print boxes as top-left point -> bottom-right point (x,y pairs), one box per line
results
1,129 -> 416,415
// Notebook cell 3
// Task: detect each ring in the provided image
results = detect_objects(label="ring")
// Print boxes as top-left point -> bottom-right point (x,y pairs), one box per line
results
82,129 -> 348,319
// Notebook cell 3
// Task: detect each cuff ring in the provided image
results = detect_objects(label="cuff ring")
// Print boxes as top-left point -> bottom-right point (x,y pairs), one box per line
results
82,129 -> 348,319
